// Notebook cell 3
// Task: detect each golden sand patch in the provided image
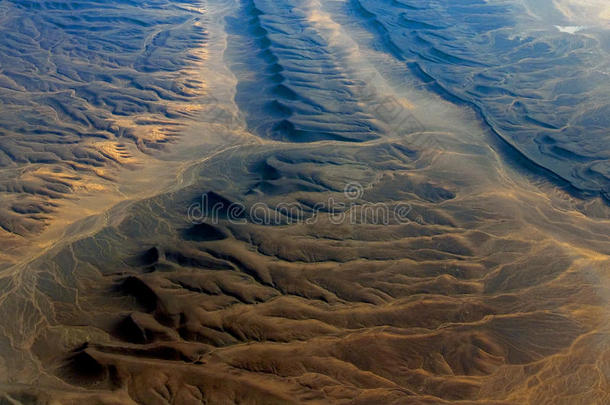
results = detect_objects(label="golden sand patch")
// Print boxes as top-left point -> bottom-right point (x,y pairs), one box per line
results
22,166 -> 109,193
93,141 -> 138,165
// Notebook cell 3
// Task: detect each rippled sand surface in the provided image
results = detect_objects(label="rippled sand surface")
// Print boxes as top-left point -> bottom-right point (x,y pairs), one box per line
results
0,0 -> 609,404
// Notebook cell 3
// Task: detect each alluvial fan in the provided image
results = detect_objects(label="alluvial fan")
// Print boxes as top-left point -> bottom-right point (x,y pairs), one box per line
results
0,0 -> 609,404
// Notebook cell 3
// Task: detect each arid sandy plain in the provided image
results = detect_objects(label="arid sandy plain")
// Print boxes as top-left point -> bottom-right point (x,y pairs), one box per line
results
0,0 -> 609,404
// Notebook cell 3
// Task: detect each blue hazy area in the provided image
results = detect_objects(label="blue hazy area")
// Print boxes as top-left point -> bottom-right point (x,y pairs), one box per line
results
352,0 -> 610,199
